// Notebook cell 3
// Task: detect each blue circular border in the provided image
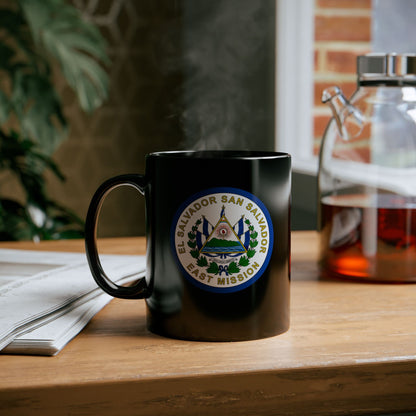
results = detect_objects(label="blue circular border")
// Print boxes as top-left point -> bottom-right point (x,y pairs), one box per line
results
170,187 -> 274,293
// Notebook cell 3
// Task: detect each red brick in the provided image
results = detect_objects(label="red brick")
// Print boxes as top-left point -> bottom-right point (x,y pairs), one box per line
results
314,114 -> 332,139
356,123 -> 372,141
333,143 -> 371,163
314,120 -> 372,162
314,137 -> 371,162
317,0 -> 372,9
326,51 -> 365,74
314,50 -> 320,71
315,15 -> 371,42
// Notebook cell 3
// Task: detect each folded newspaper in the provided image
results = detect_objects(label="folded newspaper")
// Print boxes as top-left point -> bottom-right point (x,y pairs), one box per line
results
0,249 -> 145,356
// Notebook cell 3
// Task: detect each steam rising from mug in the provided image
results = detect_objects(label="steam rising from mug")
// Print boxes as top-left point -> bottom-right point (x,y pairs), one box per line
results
156,0 -> 276,151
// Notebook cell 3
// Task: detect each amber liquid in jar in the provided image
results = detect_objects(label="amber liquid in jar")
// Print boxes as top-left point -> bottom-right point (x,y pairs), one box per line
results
320,194 -> 416,282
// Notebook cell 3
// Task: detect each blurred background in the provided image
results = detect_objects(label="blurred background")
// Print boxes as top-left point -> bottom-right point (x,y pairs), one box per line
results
1,0 -> 414,240
44,0 -> 276,238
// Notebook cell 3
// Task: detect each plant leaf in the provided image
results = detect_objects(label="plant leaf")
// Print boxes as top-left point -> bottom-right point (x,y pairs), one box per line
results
207,262 -> 219,275
227,262 -> 240,275
11,71 -> 67,154
187,240 -> 197,248
190,249 -> 199,259
238,256 -> 250,267
197,256 -> 208,267
0,91 -> 10,123
19,0 -> 110,113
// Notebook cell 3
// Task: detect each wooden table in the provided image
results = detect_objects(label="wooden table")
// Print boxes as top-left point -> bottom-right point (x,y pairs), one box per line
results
0,231 -> 415,416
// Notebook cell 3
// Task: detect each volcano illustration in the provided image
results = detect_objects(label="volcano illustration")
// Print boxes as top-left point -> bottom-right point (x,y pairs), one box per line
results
200,213 -> 246,255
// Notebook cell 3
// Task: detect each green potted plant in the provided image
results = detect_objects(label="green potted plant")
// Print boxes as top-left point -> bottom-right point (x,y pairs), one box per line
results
0,0 -> 109,240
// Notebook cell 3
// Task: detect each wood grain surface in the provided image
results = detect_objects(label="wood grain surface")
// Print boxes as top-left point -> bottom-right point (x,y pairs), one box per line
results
0,232 -> 415,415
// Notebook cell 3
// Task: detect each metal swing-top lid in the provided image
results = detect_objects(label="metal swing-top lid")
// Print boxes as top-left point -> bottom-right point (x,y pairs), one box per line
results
357,53 -> 416,84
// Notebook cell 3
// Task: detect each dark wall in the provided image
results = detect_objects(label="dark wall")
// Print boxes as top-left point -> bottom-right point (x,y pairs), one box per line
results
48,0 -> 276,237
292,172 -> 317,231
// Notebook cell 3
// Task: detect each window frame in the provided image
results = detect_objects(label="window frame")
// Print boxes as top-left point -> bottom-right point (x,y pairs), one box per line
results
275,0 -> 317,175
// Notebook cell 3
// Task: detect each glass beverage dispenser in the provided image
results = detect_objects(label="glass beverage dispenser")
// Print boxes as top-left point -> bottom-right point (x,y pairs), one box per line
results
319,53 -> 416,282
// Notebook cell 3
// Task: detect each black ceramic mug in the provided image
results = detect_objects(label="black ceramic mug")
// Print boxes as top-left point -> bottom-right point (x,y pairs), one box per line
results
85,150 -> 291,341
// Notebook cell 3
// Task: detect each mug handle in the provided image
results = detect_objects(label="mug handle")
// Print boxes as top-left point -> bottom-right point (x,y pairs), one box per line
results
85,174 -> 150,299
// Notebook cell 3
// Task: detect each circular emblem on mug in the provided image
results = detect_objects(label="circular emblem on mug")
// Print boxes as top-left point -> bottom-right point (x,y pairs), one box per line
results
171,187 -> 274,293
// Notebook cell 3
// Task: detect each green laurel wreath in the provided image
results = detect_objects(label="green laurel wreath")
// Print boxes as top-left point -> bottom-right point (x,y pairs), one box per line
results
187,217 -> 258,275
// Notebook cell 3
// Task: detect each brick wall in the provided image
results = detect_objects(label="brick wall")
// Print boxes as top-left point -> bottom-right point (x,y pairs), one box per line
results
313,0 -> 372,155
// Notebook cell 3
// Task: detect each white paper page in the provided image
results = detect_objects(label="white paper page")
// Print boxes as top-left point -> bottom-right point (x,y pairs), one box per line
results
3,271 -> 144,355
0,249 -> 146,351
3,295 -> 110,355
